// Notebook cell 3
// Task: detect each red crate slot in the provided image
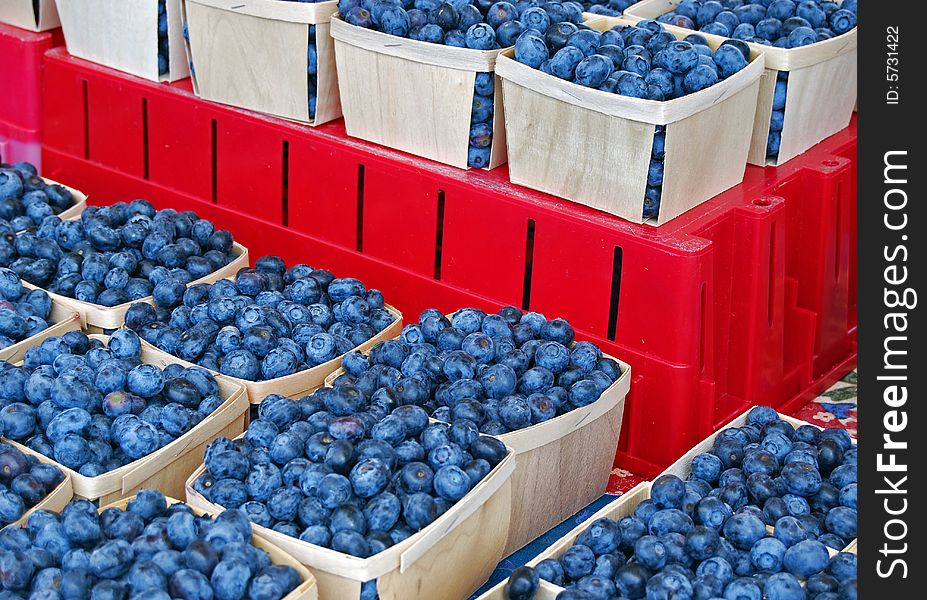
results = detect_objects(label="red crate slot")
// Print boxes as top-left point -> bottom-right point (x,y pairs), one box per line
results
287,138 -> 362,250
146,91 -> 215,201
40,48 -> 857,475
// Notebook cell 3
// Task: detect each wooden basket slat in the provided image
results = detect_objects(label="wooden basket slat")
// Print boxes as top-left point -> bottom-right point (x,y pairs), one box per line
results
658,77 -> 758,222
774,48 -> 857,164
188,0 -> 337,23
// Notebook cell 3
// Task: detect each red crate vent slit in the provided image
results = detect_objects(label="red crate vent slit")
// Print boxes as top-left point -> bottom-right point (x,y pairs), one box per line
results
39,48 -> 857,477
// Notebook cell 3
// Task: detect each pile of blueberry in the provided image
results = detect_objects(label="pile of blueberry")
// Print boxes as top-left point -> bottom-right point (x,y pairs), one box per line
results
767,71 -> 788,158
286,0 -> 331,120
0,329 -> 227,477
0,489 -> 304,599
501,406 -> 858,600
681,405 -> 857,550
332,306 -> 622,436
3,200 -> 237,308
468,73 -> 496,168
583,0 -> 639,17
514,20 -> 750,99
0,444 -> 65,526
338,0 -> 582,48
643,126 -> 665,219
0,268 -> 55,350
182,20 -> 195,77
158,0 -> 169,76
192,393 -> 509,571
656,0 -> 858,47
308,25 -> 320,119
0,161 -> 78,233
123,256 -> 395,382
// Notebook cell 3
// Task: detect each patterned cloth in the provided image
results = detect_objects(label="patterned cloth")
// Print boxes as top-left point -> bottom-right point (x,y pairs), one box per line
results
794,371 -> 858,437
471,370 -> 859,596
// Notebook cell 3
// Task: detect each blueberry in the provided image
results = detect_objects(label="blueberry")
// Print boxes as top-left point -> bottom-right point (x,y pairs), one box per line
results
433,465 -> 471,501
680,63 -> 718,94
515,31 -> 549,68
767,130 -> 782,157
839,483 -> 857,510
747,535 -> 786,572
712,44 -> 748,80
824,506 -> 856,540
350,458 -> 391,498
575,517 -> 620,556
503,565 -> 539,600
723,577 -> 762,600
830,8 -> 856,35
723,512 -> 767,550
783,539 -> 829,577
399,492 -> 435,531
778,461 -> 822,496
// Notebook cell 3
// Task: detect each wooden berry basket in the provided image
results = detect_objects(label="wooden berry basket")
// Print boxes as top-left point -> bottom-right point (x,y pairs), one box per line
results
55,0 -> 190,82
495,16 -> 763,225
21,241 -> 249,330
5,334 -> 249,505
1,452 -> 73,531
140,300 -> 402,405
324,319 -> 633,555
476,478 -> 856,599
185,429 -> 516,600
182,0 -> 342,126
329,15 -> 507,171
0,299 -> 81,363
0,0 -> 60,32
476,481 -> 653,600
624,0 -> 857,166
99,495 -> 319,600
659,408 -> 858,555
496,358 -> 630,554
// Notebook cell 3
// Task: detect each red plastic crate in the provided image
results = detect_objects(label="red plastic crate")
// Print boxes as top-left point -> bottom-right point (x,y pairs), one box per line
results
39,48 -> 857,475
0,22 -> 63,137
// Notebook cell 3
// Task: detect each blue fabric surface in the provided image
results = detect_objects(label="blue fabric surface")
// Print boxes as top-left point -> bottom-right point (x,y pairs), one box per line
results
469,494 -> 620,598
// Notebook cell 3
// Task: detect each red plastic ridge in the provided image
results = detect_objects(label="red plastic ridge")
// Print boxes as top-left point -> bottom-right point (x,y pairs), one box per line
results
0,23 -> 64,134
